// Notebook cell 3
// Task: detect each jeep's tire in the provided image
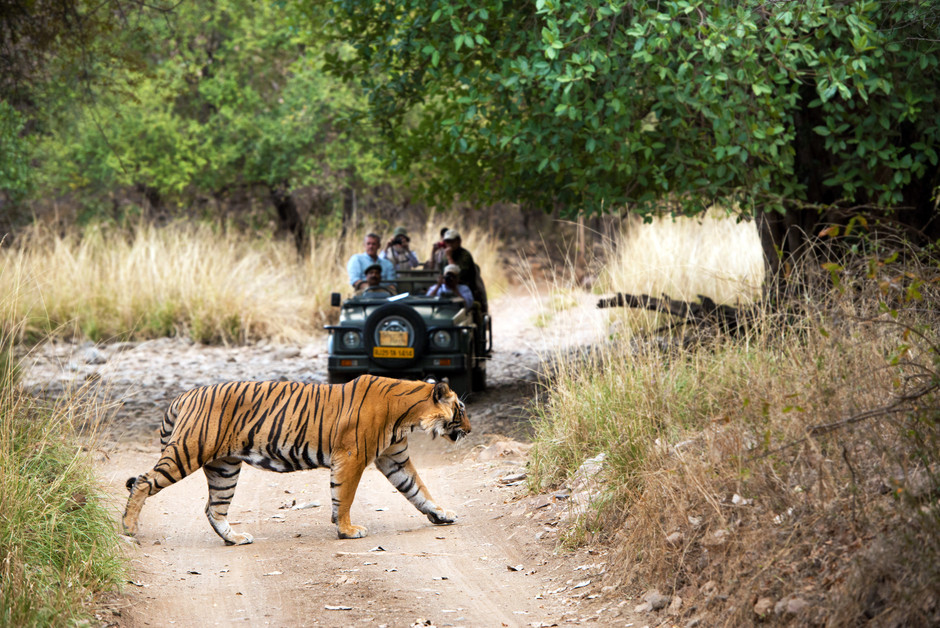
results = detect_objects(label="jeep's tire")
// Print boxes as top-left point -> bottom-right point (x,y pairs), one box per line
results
364,304 -> 427,368
447,347 -> 474,398
472,361 -> 487,392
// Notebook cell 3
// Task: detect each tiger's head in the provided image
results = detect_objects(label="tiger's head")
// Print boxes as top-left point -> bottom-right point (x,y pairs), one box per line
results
422,381 -> 471,442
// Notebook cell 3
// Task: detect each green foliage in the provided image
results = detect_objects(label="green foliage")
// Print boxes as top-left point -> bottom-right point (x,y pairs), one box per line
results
23,0 -> 393,217
324,0 -> 940,218
0,1 -> 161,207
0,102 -> 33,203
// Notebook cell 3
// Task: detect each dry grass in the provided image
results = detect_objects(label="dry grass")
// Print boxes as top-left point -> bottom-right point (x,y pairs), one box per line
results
601,209 -> 765,304
2,222 -> 329,343
0,217 -> 507,345
530,222 -> 940,626
594,209 -> 765,336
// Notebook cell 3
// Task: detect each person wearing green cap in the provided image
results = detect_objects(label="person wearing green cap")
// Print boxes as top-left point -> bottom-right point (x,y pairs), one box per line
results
381,226 -> 420,271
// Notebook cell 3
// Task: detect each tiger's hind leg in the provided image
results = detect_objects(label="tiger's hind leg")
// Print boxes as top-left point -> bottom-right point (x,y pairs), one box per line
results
203,457 -> 252,545
375,440 -> 456,526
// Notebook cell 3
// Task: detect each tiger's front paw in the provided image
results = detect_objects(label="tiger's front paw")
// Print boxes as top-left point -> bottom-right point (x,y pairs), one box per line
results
427,509 -> 457,525
223,532 -> 254,546
338,524 -> 368,539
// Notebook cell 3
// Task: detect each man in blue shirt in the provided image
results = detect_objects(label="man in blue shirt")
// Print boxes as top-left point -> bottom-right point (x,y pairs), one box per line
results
426,264 -> 474,309
347,233 -> 396,290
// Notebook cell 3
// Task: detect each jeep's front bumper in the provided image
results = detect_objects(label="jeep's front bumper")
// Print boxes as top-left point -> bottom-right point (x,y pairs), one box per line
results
326,352 -> 473,379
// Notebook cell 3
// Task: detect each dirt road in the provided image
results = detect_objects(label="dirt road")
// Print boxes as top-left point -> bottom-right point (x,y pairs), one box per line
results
25,290 -> 632,627
99,433 -> 612,627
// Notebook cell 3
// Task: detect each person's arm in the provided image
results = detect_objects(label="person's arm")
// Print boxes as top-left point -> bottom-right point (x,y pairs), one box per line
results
464,251 -> 478,286
427,275 -> 444,296
459,285 -> 474,309
347,256 -> 364,288
381,258 -> 397,284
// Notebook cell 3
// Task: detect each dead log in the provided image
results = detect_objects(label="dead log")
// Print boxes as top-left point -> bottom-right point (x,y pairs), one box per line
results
597,292 -> 757,335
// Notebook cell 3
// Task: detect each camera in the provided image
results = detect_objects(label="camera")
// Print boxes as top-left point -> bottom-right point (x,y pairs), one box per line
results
393,236 -> 406,246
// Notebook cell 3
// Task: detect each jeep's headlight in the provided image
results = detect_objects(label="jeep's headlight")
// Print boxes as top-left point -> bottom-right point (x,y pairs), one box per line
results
431,330 -> 452,349
342,330 -> 362,349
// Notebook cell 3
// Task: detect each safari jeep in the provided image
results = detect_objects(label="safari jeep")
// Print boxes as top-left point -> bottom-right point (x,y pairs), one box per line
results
325,269 -> 491,397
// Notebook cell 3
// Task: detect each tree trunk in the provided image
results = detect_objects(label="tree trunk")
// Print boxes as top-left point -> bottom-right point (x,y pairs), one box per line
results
268,182 -> 306,256
756,205 -> 829,282
137,183 -> 164,222
755,208 -> 785,282
340,185 -> 356,239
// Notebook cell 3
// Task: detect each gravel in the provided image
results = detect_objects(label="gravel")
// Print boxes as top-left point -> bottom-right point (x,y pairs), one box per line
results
19,289 -> 610,443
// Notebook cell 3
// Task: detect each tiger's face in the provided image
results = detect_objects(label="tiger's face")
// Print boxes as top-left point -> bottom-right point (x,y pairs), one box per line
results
423,382 -> 471,441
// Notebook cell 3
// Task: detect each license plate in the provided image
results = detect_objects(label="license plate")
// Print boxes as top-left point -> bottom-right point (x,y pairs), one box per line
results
379,330 -> 409,346
373,346 -> 414,359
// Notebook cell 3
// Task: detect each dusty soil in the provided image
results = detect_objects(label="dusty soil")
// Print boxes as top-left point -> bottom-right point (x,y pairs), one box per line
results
24,288 -> 641,628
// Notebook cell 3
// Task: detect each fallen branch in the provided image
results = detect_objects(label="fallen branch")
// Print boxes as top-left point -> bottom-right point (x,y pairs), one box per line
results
597,292 -> 757,334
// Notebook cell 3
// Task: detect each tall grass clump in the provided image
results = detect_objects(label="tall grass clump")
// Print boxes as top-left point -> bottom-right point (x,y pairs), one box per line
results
1,221 -> 348,344
603,209 -> 764,302
1,217 -> 508,346
0,321 -> 125,625
531,226 -> 940,625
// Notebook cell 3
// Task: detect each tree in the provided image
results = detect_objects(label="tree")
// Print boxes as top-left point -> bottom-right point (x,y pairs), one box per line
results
1,0 -> 168,226
17,0 -> 395,251
322,0 -> 940,270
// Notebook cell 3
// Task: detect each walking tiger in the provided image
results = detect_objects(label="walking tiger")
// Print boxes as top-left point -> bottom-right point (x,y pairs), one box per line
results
122,375 -> 470,545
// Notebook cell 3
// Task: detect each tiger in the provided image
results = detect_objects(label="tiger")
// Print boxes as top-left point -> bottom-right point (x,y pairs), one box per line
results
122,375 -> 470,545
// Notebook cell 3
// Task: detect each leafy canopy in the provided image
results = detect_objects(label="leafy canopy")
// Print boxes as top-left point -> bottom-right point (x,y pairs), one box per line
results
1,0 -> 167,207
323,0 -> 940,217
27,0 -> 390,215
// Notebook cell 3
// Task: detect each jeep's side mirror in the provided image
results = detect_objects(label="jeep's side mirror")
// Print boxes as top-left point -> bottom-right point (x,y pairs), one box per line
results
330,292 -> 341,307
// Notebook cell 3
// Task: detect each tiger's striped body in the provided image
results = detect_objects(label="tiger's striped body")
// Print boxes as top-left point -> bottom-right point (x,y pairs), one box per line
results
122,376 -> 470,545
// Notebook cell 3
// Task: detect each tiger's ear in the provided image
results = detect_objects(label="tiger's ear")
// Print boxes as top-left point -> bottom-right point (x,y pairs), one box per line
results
432,381 -> 451,403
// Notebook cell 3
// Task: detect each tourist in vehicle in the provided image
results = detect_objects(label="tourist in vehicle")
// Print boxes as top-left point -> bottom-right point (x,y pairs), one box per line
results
425,226 -> 450,270
358,263 -> 396,295
347,233 -> 396,290
426,264 -> 474,309
439,229 -> 487,311
438,229 -> 476,284
381,226 -> 420,271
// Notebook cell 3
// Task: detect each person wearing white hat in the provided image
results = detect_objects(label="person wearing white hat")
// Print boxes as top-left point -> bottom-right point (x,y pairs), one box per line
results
439,229 -> 477,289
426,263 -> 474,309
425,226 -> 450,270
